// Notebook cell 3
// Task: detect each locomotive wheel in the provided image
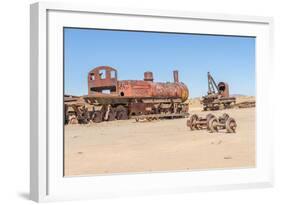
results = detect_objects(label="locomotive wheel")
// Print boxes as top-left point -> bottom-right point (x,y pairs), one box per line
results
189,114 -> 199,130
92,111 -> 103,123
69,115 -> 78,124
208,117 -> 218,133
117,111 -> 128,120
226,117 -> 237,133
116,106 -> 128,120
79,112 -> 91,124
65,114 -> 69,124
218,113 -> 229,124
206,113 -> 215,130
107,110 -> 116,121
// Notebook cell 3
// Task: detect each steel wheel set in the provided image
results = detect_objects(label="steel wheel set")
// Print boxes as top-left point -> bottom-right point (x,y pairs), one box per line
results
187,113 -> 237,133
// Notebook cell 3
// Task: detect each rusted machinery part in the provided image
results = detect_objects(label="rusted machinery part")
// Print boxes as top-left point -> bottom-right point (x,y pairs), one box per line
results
217,82 -> 229,97
222,113 -> 230,120
189,114 -> 199,130
208,117 -> 219,133
78,116 -> 90,124
65,116 -> 69,124
135,113 -> 187,123
107,109 -> 116,121
117,79 -> 189,102
103,105 -> 116,121
202,98 -> 235,111
78,108 -> 91,124
223,102 -> 232,109
92,111 -> 103,123
206,113 -> 215,130
116,105 -> 129,120
226,117 -> 237,133
103,105 -> 110,121
68,115 -> 78,124
135,117 -> 144,122
218,113 -> 230,124
146,116 -> 158,121
206,113 -> 215,121
211,105 -> 220,110
147,117 -> 153,121
186,112 -> 236,133
134,117 -> 157,122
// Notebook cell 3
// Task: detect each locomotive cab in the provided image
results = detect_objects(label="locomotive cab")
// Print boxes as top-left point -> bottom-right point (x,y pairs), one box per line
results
88,66 -> 118,95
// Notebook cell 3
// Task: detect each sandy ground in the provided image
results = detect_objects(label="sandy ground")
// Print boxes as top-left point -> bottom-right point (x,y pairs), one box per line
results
64,102 -> 255,176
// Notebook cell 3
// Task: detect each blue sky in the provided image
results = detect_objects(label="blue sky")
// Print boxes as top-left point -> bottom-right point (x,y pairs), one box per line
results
64,28 -> 255,98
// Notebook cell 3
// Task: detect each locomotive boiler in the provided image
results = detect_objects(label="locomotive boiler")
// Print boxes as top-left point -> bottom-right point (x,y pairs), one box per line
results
65,66 -> 189,124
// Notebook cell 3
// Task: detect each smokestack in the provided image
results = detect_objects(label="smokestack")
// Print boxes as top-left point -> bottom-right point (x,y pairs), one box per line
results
173,70 -> 179,83
144,71 -> 153,82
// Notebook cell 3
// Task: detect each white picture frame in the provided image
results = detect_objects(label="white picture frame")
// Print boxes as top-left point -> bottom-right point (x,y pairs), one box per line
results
30,2 -> 274,202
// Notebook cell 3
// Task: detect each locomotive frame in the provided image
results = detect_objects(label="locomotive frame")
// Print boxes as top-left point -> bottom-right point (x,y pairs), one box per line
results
30,2 -> 274,202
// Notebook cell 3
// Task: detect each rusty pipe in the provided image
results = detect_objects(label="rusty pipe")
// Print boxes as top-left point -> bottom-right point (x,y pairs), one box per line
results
173,70 -> 179,83
144,71 -> 153,82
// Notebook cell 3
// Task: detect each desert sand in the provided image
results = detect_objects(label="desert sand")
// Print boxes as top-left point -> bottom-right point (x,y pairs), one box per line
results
64,97 -> 255,176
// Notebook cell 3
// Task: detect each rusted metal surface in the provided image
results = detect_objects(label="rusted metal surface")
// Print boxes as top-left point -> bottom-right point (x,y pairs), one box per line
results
117,80 -> 188,102
88,66 -> 188,101
144,71 -> 153,81
64,103 -> 91,124
187,113 -> 237,133
186,113 -> 215,130
201,72 -> 236,110
218,82 -> 229,97
173,70 -> 179,83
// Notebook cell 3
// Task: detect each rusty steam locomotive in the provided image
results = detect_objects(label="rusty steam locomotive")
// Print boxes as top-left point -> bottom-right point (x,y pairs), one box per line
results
64,66 -> 189,124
